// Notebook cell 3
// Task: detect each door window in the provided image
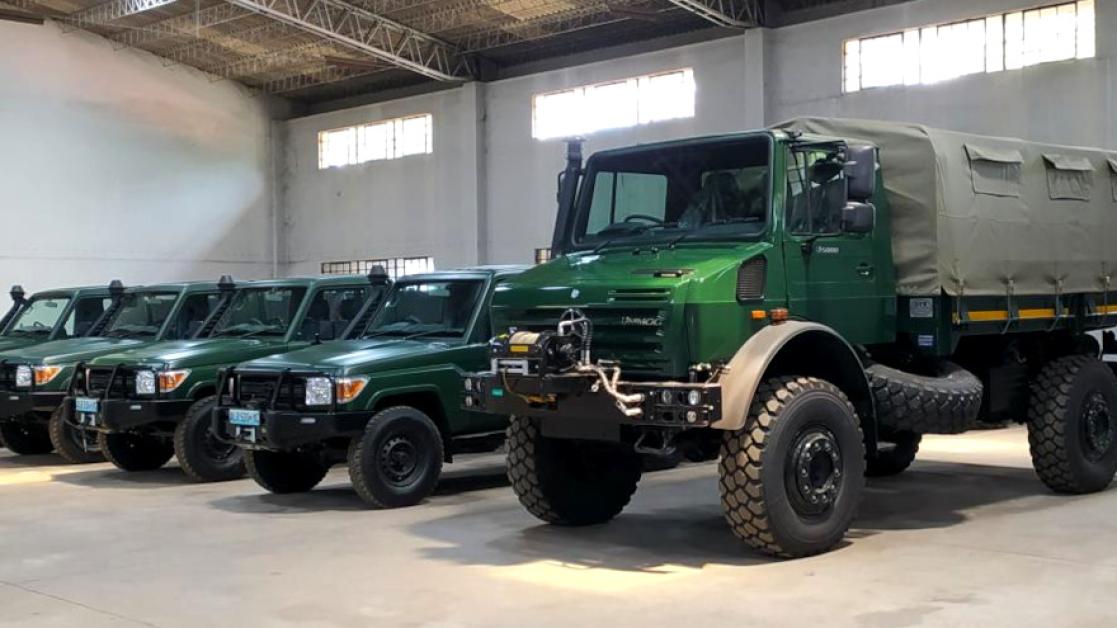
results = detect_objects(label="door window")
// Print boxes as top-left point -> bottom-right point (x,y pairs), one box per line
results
296,287 -> 371,341
787,148 -> 847,235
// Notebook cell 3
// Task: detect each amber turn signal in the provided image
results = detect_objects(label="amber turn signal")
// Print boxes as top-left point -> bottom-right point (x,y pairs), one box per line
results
769,308 -> 790,323
750,310 -> 768,320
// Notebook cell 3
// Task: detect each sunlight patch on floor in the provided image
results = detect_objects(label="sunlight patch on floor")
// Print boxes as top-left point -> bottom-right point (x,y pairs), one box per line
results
0,464 -> 105,486
489,559 -> 702,593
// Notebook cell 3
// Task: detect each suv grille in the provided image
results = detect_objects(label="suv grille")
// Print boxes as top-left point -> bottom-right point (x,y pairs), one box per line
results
0,364 -> 17,392
234,374 -> 307,411
82,366 -> 136,399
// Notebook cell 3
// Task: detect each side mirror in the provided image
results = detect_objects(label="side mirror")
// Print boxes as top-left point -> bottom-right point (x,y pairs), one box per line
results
841,202 -> 875,234
845,144 -> 877,201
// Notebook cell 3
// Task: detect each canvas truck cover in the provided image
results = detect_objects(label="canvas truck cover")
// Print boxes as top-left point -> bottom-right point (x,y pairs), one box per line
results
774,117 -> 1117,297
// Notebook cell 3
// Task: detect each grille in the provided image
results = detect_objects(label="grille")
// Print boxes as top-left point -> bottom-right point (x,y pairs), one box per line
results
737,257 -> 767,301
83,366 -> 135,398
236,374 -> 307,410
0,364 -> 16,392
511,305 -> 671,375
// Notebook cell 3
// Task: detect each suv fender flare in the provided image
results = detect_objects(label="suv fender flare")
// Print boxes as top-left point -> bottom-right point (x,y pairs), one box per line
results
712,321 -> 873,433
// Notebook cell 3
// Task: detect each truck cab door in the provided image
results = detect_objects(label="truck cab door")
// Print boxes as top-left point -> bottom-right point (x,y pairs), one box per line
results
780,146 -> 892,346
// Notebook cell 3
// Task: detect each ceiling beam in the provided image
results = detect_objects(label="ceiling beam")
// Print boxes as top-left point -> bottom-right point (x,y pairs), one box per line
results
258,64 -> 378,93
110,3 -> 249,48
158,20 -> 295,66
64,0 -> 181,29
664,0 -> 762,28
0,6 -> 41,23
221,0 -> 471,81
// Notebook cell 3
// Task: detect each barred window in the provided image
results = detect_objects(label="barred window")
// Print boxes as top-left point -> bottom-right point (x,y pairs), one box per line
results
321,256 -> 435,281
317,114 -> 433,169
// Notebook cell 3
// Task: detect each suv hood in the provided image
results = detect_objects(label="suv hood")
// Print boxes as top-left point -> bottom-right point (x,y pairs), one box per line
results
237,338 -> 457,375
85,337 -> 288,370
0,337 -> 158,366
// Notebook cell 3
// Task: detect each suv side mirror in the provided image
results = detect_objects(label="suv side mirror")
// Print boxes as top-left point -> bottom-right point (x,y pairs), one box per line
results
841,202 -> 875,234
844,144 -> 877,201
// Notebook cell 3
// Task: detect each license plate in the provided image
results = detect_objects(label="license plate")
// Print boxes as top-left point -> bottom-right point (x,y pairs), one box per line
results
75,397 -> 99,414
228,409 -> 261,427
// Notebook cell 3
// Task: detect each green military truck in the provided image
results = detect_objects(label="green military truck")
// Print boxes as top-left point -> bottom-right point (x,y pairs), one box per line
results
211,267 -> 525,507
0,280 -> 228,462
463,118 -> 1117,558
68,272 -> 390,482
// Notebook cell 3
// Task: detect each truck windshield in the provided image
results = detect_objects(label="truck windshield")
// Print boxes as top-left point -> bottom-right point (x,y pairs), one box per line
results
569,135 -> 771,252
363,280 -> 482,339
213,287 -> 307,338
3,297 -> 70,338
103,292 -> 179,339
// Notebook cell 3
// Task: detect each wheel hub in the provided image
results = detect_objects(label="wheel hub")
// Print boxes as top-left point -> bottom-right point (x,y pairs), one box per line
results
791,429 -> 843,512
1082,391 -> 1113,461
380,436 -> 418,484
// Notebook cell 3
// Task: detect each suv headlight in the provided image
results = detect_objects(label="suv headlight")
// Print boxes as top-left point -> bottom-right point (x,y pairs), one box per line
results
135,370 -> 156,395
305,377 -> 333,406
15,365 -> 32,388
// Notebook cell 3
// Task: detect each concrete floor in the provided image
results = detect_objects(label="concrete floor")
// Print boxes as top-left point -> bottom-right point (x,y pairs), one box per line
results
1,426 -> 1115,627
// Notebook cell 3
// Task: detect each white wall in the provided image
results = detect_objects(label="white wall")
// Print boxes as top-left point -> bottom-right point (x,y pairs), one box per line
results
0,19 -> 282,295
280,0 -> 1116,268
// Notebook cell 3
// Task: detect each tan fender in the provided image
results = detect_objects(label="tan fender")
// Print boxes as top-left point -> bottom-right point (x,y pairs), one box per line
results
712,320 -> 866,431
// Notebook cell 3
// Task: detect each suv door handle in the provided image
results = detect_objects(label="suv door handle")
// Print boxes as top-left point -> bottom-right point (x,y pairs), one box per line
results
856,263 -> 874,278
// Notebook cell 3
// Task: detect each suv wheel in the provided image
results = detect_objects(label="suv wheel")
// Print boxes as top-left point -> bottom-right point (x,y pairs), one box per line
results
98,432 -> 174,472
348,406 -> 444,508
174,396 -> 245,482
507,416 -> 642,526
0,418 -> 54,455
49,406 -> 103,464
720,376 -> 865,558
246,449 -> 330,494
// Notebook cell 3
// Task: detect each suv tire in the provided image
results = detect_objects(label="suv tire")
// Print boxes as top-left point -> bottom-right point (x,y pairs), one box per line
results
99,432 -> 174,471
720,376 -> 865,558
1028,355 -> 1117,493
174,396 -> 245,482
0,419 -> 54,455
348,406 -> 444,508
247,449 -> 330,494
507,416 -> 642,526
49,406 -> 102,464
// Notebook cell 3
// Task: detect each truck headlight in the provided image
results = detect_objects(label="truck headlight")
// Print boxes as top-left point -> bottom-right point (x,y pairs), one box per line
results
33,366 -> 63,386
158,370 -> 191,392
335,377 -> 369,404
687,390 -> 703,406
15,365 -> 31,388
135,370 -> 156,395
305,377 -> 333,406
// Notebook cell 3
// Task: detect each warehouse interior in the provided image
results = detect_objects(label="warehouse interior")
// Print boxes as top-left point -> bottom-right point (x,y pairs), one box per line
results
2,0 -> 1116,625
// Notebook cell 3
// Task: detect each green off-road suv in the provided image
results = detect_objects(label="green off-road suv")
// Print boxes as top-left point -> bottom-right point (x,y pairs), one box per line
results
0,280 -> 225,462
211,267 -> 524,507
67,272 -> 390,481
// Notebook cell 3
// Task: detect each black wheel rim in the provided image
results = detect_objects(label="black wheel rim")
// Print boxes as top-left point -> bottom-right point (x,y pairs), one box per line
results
67,423 -> 99,454
202,428 -> 238,463
786,427 -> 843,517
379,433 -> 422,486
1081,390 -> 1114,462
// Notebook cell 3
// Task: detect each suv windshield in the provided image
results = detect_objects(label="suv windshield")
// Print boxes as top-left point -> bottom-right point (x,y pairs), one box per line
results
4,297 -> 70,338
103,292 -> 179,339
363,280 -> 482,339
570,135 -> 771,252
213,287 -> 307,338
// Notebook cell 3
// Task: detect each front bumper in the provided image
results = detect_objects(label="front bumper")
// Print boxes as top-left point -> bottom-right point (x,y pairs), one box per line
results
69,397 -> 195,433
0,391 -> 66,417
212,407 -> 373,451
461,371 -> 722,434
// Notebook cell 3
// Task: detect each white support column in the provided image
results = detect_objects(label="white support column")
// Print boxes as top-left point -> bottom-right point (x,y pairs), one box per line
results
743,27 -> 767,128
460,81 -> 489,265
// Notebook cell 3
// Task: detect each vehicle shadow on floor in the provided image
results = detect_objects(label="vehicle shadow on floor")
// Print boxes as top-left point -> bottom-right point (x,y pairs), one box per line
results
408,459 -> 1062,572
206,463 -> 512,514
50,463 -> 199,488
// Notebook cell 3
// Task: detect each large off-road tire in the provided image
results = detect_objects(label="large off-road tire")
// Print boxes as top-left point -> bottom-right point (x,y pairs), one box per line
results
348,406 -> 444,508
246,449 -> 330,494
174,396 -> 245,482
507,416 -> 642,526
867,361 -> 983,434
720,376 -> 865,558
1027,355 -> 1117,494
0,419 -> 53,455
98,432 -> 174,471
48,407 -> 103,464
865,429 -> 921,477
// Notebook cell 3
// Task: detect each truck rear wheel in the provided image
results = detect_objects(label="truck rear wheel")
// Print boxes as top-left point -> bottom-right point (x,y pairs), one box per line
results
174,396 -> 245,482
865,429 -> 921,477
246,449 -> 330,494
348,406 -> 444,508
48,407 -> 102,464
867,361 -> 982,434
1028,355 -> 1117,494
506,416 -> 642,526
98,432 -> 174,471
0,419 -> 53,455
720,376 -> 865,558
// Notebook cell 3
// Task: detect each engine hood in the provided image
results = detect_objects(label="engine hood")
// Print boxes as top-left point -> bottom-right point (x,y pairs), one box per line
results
85,338 -> 288,370
0,337 -> 157,366
493,243 -> 771,378
237,339 -> 458,376
0,336 -> 39,354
